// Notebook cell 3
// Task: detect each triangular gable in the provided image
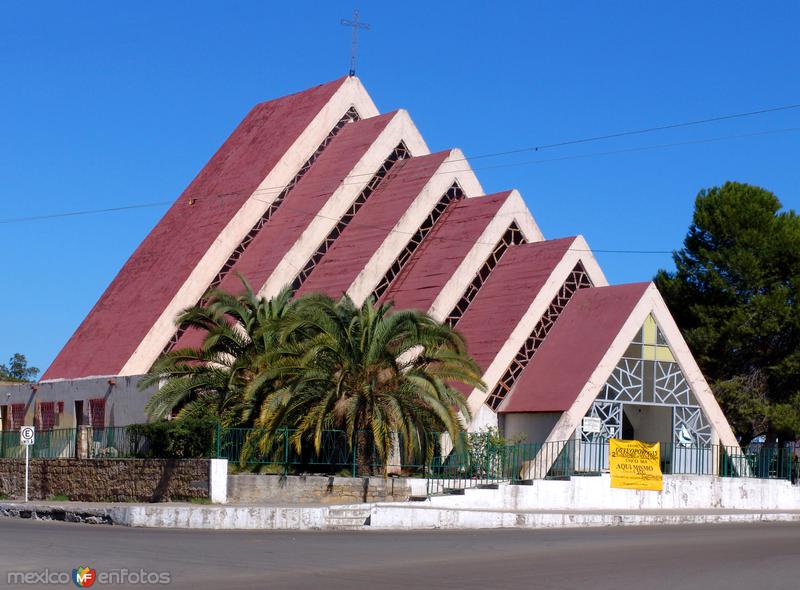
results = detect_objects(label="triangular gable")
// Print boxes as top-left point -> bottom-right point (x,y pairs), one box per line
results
582,312 -> 713,444
538,283 -> 740,450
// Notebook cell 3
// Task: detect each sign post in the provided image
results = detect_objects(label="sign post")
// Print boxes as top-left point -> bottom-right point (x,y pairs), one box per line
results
20,426 -> 35,503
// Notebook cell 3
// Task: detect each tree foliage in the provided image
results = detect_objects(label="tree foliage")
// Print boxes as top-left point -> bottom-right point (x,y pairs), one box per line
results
0,353 -> 39,383
142,279 -> 299,426
142,277 -> 485,473
246,294 -> 484,474
655,182 -> 800,441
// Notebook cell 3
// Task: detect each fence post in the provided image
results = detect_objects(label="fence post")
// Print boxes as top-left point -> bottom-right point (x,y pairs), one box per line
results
352,434 -> 357,478
283,427 -> 289,475
215,422 -> 222,459
77,425 -> 90,459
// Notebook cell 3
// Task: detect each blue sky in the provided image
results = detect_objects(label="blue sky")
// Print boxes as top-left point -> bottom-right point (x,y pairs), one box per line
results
1,1 -> 798,375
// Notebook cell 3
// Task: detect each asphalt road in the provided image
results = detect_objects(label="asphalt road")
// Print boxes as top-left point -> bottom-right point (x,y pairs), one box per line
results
0,519 -> 798,589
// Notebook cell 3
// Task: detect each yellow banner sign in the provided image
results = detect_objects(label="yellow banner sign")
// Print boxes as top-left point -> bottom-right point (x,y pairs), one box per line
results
609,439 -> 663,491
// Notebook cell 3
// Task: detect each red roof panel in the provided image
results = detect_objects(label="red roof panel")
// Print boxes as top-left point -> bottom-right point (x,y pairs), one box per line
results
382,193 -> 512,312
44,78 -> 349,380
499,282 -> 650,413
296,152 -> 452,298
453,238 -> 576,381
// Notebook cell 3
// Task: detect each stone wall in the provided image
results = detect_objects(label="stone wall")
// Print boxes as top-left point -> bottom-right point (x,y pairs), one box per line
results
0,459 -> 210,502
228,474 -> 417,504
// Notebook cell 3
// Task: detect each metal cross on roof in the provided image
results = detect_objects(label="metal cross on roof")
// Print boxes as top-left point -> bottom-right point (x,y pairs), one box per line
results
340,9 -> 370,76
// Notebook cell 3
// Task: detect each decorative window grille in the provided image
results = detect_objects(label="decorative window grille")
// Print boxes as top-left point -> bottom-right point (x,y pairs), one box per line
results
673,406 -> 713,445
39,401 -> 56,431
290,142 -> 411,291
89,399 -> 106,429
162,107 -> 360,354
370,183 -> 465,301
597,316 -> 691,407
485,263 -> 593,410
589,314 -> 713,445
11,403 -> 26,429
580,401 -> 623,442
445,222 -> 526,327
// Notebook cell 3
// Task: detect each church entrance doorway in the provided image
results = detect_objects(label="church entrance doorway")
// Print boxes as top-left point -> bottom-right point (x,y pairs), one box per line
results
620,404 -> 672,443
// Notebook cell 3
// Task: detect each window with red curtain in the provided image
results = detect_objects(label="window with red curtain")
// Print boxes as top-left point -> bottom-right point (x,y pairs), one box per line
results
39,402 -> 56,431
11,404 -> 26,429
89,399 -> 105,429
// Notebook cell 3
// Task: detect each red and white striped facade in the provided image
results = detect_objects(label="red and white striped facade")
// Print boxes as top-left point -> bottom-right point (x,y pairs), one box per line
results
38,77 -> 739,449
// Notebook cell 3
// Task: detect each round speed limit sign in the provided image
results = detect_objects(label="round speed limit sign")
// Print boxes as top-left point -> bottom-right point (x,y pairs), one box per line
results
20,426 -> 35,446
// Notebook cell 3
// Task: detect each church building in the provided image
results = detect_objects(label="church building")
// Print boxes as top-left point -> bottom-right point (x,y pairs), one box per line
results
0,77 -> 741,469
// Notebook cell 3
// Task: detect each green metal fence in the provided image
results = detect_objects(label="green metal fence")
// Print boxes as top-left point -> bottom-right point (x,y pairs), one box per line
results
0,427 -> 149,459
218,427 -> 439,476
426,438 -> 799,494
720,443 -> 796,480
216,427 -> 800,489
0,428 -> 76,459
88,426 -> 151,458
2,424 -> 797,491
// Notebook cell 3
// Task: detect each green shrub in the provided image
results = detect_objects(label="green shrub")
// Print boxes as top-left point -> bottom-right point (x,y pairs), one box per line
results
127,417 -> 217,459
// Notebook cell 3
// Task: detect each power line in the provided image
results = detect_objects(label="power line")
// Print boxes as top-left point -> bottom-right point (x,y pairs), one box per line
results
0,201 -> 172,225
252,198 -> 675,255
197,125 -> 800,202
468,126 -> 800,172
3,123 -> 797,227
466,102 -> 800,161
208,107 -> 800,190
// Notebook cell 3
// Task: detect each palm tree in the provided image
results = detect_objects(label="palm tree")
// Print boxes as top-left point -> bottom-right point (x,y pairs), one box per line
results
246,295 -> 485,475
141,277 -> 296,426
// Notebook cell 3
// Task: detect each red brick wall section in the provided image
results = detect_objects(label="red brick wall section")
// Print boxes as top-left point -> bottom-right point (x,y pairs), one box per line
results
0,459 -> 210,502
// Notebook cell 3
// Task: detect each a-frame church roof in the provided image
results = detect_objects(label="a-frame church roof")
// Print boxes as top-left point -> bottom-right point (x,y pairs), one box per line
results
37,77 -> 740,452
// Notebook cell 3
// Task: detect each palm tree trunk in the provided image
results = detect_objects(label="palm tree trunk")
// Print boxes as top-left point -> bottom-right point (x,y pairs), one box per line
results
354,420 -> 373,476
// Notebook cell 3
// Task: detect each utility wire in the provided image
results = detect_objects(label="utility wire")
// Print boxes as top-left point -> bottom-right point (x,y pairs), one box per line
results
3,123 -> 797,228
466,102 -> 800,161
252,198 -> 676,255
2,110 -> 799,258
0,201 -> 172,225
173,125 -> 800,200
